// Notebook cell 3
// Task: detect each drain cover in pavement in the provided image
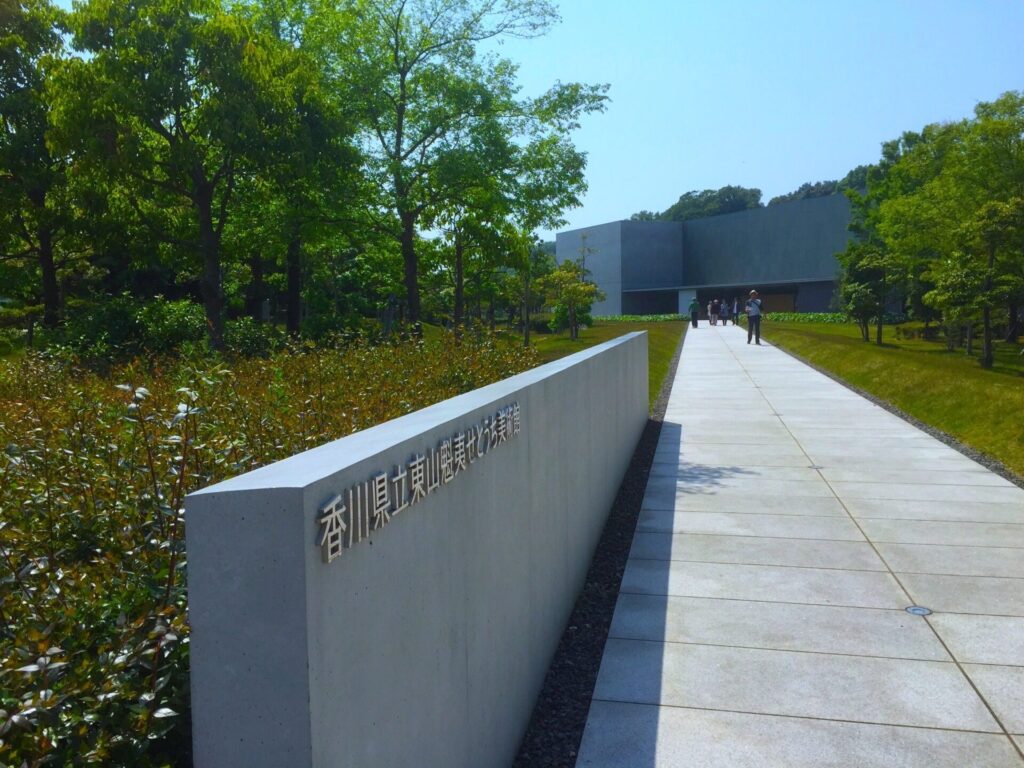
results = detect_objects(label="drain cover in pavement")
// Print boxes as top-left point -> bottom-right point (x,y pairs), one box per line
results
905,606 -> 932,616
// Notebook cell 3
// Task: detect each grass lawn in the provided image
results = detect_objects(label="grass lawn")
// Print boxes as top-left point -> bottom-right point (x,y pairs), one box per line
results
763,320 -> 1024,477
531,320 -> 687,409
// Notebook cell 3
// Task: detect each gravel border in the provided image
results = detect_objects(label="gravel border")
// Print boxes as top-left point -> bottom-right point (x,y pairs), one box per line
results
763,335 -> 1024,491
512,326 -> 687,768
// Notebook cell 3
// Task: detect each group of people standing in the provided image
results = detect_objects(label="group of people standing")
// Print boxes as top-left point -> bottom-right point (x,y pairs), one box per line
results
704,297 -> 738,326
688,290 -> 764,345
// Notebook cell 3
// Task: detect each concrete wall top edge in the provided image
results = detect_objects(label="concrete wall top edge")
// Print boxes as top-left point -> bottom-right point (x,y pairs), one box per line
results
189,332 -> 647,496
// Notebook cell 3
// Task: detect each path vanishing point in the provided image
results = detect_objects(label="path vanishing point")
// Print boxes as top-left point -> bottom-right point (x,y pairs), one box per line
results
576,324 -> 1024,767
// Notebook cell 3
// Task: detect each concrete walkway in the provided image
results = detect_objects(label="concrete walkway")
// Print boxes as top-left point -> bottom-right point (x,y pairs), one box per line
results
576,324 -> 1024,767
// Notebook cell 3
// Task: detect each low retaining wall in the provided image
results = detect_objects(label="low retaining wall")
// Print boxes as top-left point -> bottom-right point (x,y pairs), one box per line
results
185,332 -> 648,768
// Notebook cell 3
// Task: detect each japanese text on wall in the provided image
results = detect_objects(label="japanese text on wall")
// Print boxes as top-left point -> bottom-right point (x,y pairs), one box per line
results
317,402 -> 522,563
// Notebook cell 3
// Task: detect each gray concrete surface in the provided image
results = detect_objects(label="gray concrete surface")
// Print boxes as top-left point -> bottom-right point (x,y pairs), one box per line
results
576,324 -> 1024,767
185,332 -> 648,768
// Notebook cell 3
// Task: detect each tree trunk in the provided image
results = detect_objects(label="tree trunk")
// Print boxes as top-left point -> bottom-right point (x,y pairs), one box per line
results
245,254 -> 264,322
875,316 -> 882,345
475,272 -> 483,323
453,234 -> 464,333
400,210 -> 420,331
522,273 -> 531,348
286,228 -> 302,338
981,307 -> 993,368
966,324 -> 974,356
195,185 -> 224,350
28,190 -> 60,328
981,243 -> 995,369
38,225 -> 60,328
859,320 -> 869,342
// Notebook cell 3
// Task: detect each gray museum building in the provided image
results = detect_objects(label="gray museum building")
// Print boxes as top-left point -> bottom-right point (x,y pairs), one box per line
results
555,193 -> 853,316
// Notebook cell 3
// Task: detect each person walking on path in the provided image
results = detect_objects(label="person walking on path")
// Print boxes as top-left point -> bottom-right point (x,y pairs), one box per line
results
746,290 -> 763,345
711,299 -> 721,326
732,297 -> 740,325
688,296 -> 701,327
707,300 -> 714,325
720,298 -> 731,325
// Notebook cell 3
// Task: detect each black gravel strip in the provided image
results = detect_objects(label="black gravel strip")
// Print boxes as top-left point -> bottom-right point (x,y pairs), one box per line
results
512,326 -> 687,768
764,337 -> 1024,491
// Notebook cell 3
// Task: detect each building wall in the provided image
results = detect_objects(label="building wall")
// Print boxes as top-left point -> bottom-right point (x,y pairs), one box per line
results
622,290 -> 678,315
620,220 -> 684,291
555,222 -> 622,315
682,194 -> 851,287
186,333 -> 649,768
795,280 -> 838,312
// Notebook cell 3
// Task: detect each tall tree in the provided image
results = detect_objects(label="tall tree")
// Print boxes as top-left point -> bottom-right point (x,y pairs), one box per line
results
50,0 -> 298,348
0,0 -> 68,326
243,0 -> 363,337
334,0 -> 604,328
877,93 -> 1024,363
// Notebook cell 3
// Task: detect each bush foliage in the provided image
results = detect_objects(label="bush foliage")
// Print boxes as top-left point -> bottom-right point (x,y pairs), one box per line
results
757,312 -> 908,325
762,312 -> 851,324
0,334 -> 537,766
598,314 -> 687,323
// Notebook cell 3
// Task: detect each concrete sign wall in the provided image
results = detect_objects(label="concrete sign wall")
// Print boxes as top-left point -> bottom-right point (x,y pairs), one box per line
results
185,332 -> 649,768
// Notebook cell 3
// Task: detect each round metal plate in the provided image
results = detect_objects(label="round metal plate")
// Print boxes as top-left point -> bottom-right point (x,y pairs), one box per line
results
905,605 -> 932,616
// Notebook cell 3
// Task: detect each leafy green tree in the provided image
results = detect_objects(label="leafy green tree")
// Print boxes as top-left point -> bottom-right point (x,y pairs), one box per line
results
767,165 -> 870,206
629,209 -> 658,221
875,93 -> 1024,362
768,180 -> 839,206
334,0 -> 605,328
539,251 -> 603,340
961,200 -> 1024,367
0,0 -> 70,326
632,185 -> 762,222
509,234 -> 555,345
661,185 -> 762,221
50,0 -> 300,348
836,242 -> 892,342
968,93 -> 1024,347
924,250 -> 986,352
242,0 -> 363,337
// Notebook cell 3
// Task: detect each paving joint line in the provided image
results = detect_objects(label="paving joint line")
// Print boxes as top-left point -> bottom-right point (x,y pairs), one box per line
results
719,327 -> 1024,758
624,555 -> 1024,580
587,697 -> 1010,738
610,593 -> 1024,622
603,635 -> 956,665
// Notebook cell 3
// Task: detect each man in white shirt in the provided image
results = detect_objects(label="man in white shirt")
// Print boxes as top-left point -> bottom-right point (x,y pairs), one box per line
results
745,290 -> 763,345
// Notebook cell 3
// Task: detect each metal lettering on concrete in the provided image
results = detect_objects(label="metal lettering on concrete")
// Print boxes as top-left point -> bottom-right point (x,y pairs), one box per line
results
317,402 -> 522,563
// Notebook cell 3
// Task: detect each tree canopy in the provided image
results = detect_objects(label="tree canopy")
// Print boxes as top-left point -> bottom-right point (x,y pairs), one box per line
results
0,0 -> 606,350
836,91 -> 1024,364
632,184 -> 763,222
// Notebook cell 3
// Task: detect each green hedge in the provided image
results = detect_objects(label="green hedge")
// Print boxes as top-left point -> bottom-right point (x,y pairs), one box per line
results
597,314 -> 687,323
758,312 -> 908,325
762,312 -> 849,324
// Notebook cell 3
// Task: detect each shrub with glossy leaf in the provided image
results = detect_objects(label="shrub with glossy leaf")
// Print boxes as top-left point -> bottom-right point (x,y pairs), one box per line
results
758,311 -> 908,325
596,314 -> 687,323
0,333 -> 537,766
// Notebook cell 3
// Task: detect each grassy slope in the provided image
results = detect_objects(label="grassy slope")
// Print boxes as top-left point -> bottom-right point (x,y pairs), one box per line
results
531,320 -> 686,409
763,321 -> 1024,477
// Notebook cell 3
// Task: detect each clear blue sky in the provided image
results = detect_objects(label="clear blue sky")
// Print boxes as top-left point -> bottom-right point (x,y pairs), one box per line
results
491,0 -> 1024,239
